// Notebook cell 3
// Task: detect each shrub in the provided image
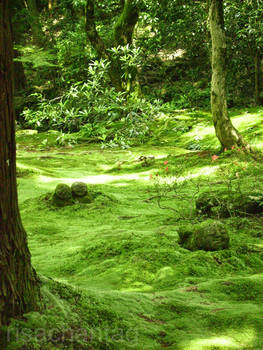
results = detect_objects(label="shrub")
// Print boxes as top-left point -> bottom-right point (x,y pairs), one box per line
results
22,60 -> 162,147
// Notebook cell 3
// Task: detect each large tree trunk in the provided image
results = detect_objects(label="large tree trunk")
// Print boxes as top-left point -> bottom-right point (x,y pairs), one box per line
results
0,0 -> 40,329
254,50 -> 262,106
209,0 -> 246,149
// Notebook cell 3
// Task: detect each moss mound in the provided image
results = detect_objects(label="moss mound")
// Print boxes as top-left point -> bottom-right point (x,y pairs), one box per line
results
178,220 -> 230,251
196,189 -> 263,218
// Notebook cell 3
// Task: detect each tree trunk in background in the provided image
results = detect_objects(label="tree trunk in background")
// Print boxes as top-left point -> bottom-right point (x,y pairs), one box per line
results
86,0 -> 123,91
85,0 -> 140,93
114,0 -> 140,93
209,0 -> 246,149
10,0 -> 27,93
114,0 -> 139,46
0,0 -> 40,329
254,51 -> 262,106
25,0 -> 45,46
11,27 -> 27,93
13,50 -> 27,92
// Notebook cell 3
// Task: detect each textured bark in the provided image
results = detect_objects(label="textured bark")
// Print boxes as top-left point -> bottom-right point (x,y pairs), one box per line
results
254,51 -> 262,106
114,0 -> 140,93
0,0 -> 40,328
86,0 -> 123,91
85,0 -> 140,93
209,0 -> 246,149
85,0 -> 109,60
114,0 -> 139,46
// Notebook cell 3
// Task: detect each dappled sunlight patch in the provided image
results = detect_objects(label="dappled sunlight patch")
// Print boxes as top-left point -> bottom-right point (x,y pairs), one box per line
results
120,282 -> 154,292
150,165 -> 219,186
34,173 -> 154,188
226,327 -> 256,348
57,173 -> 150,184
183,336 -> 239,350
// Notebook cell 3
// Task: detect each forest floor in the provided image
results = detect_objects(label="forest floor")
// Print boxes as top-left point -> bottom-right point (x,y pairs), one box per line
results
6,107 -> 263,349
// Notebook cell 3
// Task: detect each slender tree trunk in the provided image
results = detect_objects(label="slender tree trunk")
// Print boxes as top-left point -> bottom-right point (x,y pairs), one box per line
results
114,0 -> 140,93
85,0 -> 140,93
209,0 -> 246,149
114,0 -> 139,46
0,0 -> 40,329
25,0 -> 45,46
254,50 -> 262,106
85,0 -> 123,91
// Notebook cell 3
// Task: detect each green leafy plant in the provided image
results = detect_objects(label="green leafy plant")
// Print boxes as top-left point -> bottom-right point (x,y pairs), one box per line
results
22,59 -> 162,147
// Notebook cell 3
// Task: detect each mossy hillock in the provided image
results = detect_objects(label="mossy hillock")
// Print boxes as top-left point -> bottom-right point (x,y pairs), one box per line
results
52,182 -> 101,207
178,220 -> 230,251
196,189 -> 263,218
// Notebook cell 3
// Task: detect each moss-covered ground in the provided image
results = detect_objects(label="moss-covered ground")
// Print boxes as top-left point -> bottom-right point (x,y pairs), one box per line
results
4,107 -> 263,349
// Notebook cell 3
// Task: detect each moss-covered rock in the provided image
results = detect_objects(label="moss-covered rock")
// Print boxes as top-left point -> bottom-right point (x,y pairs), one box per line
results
196,190 -> 263,218
71,182 -> 88,197
52,184 -> 73,207
178,220 -> 230,251
55,184 -> 72,200
49,183 -> 109,207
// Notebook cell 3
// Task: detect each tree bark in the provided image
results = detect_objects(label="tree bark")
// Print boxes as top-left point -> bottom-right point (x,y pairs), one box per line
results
254,50 -> 262,106
209,0 -> 246,149
114,0 -> 140,93
114,0 -> 139,46
85,0 -> 140,93
86,0 -> 123,91
0,0 -> 40,329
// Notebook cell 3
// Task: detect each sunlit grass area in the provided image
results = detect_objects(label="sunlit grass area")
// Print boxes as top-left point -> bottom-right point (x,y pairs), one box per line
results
7,107 -> 263,349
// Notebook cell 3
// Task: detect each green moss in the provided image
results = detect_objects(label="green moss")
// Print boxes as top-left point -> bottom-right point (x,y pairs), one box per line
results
16,166 -> 35,178
8,107 -> 263,349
